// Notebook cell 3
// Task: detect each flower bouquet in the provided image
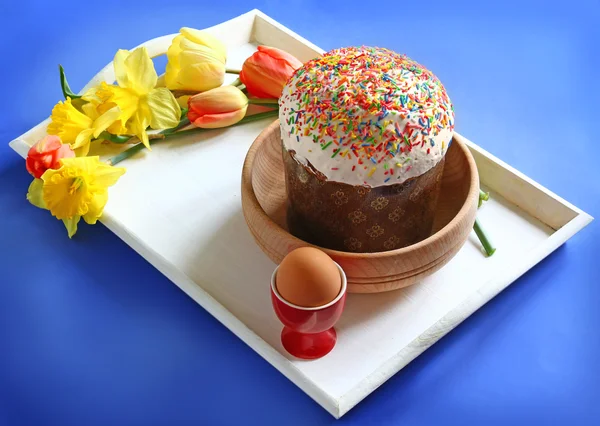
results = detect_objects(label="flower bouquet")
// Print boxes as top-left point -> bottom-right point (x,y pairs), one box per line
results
24,28 -> 302,237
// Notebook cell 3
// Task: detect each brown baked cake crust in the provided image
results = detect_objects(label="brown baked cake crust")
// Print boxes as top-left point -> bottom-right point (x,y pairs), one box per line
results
283,146 -> 445,253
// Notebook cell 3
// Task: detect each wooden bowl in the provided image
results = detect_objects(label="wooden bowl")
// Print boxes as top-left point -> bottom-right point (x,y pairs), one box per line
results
241,120 -> 479,293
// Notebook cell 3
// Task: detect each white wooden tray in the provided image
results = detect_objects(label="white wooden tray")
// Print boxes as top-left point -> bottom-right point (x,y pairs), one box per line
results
8,9 -> 593,418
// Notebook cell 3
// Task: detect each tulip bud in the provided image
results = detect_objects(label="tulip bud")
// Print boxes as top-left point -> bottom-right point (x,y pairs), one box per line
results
26,135 -> 75,179
240,46 -> 303,99
165,28 -> 227,92
187,86 -> 248,128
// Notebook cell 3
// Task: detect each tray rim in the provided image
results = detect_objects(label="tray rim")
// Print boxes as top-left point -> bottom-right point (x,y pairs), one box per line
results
6,9 -> 594,419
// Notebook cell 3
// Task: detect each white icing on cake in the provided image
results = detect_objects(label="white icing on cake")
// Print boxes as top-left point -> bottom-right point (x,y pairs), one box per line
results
279,46 -> 454,187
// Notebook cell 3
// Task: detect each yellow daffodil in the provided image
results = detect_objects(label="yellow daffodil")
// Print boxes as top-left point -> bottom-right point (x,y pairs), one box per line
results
82,84 -> 127,135
27,156 -> 125,238
47,98 -> 120,156
93,47 -> 181,150
165,27 -> 227,92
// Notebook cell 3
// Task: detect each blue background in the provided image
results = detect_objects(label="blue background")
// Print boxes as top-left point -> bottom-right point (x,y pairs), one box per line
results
1,1 -> 599,424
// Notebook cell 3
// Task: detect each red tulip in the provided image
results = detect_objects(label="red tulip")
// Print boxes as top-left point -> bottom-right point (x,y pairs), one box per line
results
239,46 -> 303,99
187,86 -> 248,128
26,135 -> 75,179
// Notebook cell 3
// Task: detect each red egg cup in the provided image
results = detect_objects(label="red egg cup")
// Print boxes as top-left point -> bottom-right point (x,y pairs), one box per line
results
270,262 -> 347,360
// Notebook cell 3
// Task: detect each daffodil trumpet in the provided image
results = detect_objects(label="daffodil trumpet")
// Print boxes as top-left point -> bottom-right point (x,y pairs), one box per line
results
108,110 -> 278,166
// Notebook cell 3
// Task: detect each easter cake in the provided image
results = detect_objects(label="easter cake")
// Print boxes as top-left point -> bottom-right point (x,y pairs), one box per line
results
279,46 -> 454,252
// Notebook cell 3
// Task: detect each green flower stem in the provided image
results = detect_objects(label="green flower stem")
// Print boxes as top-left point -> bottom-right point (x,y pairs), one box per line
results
98,132 -> 131,144
108,110 -> 278,165
171,89 -> 199,97
479,189 -> 490,208
229,78 -> 242,87
474,218 -> 496,257
474,187 -> 495,256
225,68 -> 241,74
99,110 -> 189,145
162,116 -> 190,135
248,98 -> 279,106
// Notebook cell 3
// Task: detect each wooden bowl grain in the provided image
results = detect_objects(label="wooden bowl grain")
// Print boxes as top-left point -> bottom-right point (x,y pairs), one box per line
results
241,120 -> 479,293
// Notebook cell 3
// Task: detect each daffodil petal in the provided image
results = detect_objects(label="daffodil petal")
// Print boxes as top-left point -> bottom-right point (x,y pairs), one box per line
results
156,74 -> 166,88
81,102 -> 99,120
47,98 -> 94,144
73,144 -> 90,157
83,190 -> 108,225
124,47 -> 157,95
81,86 -> 98,102
165,36 -> 183,89
102,85 -> 139,127
27,178 -> 47,209
41,157 -> 124,224
147,88 -> 181,130
62,216 -> 80,238
92,106 -> 121,138
113,49 -> 131,88
43,166 -> 92,219
73,129 -> 93,148
59,156 -> 96,173
92,162 -> 126,187
71,129 -> 94,157
129,106 -> 152,150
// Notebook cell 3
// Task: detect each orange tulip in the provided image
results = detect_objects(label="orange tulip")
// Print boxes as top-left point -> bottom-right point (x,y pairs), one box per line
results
26,135 -> 75,179
239,46 -> 303,99
187,86 -> 248,128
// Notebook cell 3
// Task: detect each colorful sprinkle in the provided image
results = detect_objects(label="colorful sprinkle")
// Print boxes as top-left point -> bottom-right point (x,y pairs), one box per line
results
280,46 -> 454,182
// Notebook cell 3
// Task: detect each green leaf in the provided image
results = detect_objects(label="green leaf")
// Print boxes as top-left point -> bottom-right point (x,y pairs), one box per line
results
59,65 -> 82,100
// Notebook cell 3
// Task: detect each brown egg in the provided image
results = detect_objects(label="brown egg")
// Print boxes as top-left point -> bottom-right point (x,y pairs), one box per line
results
276,247 -> 342,307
